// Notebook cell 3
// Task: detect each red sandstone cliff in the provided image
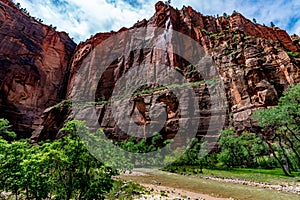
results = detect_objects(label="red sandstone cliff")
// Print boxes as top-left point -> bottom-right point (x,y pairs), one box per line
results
0,1 -> 299,142
49,1 -> 298,144
0,0 -> 76,137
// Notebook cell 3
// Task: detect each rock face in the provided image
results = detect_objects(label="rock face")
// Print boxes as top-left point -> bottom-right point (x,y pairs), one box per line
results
1,1 -> 299,142
60,1 -> 299,144
0,0 -> 76,137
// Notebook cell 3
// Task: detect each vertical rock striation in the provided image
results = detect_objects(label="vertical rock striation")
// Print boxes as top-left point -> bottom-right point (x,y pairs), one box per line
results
0,0 -> 76,137
64,1 -> 299,145
0,1 -> 299,142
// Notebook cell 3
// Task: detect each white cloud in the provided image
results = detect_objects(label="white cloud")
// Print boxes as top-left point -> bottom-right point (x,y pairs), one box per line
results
15,0 -> 156,42
14,0 -> 300,43
293,20 -> 300,36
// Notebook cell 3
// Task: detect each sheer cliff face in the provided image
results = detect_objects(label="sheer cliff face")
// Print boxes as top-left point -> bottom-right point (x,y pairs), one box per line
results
0,0 -> 76,137
1,1 -> 300,140
67,1 -> 300,142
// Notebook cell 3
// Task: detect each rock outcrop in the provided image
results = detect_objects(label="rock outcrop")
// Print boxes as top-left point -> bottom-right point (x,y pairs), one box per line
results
1,1 -> 299,142
0,0 -> 76,137
58,1 -> 299,144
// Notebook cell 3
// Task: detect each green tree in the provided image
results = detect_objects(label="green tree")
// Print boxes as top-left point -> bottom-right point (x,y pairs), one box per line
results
217,128 -> 270,168
0,119 -> 119,199
19,145 -> 53,199
270,21 -> 275,28
167,137 -> 209,173
46,120 -> 118,199
218,128 -> 247,168
254,83 -> 300,176
0,139 -> 29,199
118,132 -> 173,167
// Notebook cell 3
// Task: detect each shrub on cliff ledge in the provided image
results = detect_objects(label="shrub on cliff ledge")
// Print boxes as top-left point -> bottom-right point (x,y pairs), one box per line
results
0,118 -> 16,138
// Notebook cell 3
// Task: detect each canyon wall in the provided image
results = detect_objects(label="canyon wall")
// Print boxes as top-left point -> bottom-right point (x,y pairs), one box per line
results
0,0 -> 76,137
0,1 -> 299,143
61,1 -> 300,144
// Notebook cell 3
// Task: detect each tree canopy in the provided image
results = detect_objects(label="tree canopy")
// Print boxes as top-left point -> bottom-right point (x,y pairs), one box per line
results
253,83 -> 300,176
0,120 -> 118,199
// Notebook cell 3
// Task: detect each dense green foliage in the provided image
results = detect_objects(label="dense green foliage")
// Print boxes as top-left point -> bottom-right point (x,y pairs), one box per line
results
165,129 -> 276,171
0,118 -> 16,138
0,120 -> 118,199
165,83 -> 300,176
253,83 -> 300,176
217,129 -> 273,168
116,133 -> 173,167
165,138 -> 209,173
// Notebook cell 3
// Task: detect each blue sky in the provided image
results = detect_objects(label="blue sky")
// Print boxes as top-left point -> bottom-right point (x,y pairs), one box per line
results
14,0 -> 300,43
